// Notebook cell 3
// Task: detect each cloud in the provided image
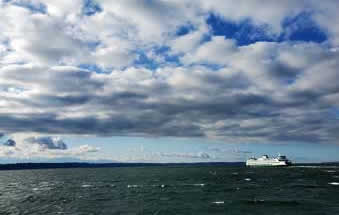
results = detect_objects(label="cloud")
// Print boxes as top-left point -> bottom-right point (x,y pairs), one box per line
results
160,152 -> 211,159
24,136 -> 67,150
3,139 -> 16,147
209,147 -> 252,154
0,135 -> 101,160
0,44 -> 339,143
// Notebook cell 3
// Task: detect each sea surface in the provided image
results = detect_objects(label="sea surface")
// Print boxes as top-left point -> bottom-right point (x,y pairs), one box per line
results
1,165 -> 339,215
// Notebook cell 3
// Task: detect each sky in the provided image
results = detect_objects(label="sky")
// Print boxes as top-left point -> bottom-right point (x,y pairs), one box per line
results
0,0 -> 339,163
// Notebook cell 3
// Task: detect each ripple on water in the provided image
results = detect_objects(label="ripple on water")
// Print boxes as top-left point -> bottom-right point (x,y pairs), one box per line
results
22,195 -> 38,203
32,184 -> 53,192
183,183 -> 205,187
243,199 -> 299,206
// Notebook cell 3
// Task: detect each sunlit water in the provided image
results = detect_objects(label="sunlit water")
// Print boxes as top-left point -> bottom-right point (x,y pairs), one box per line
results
1,165 -> 339,214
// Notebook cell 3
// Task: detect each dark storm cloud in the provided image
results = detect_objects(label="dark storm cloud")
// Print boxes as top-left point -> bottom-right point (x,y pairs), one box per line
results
25,136 -> 68,150
3,139 -> 16,147
0,113 -> 204,137
1,55 -> 338,143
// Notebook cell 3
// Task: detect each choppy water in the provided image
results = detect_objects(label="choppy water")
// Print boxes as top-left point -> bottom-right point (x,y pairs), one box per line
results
1,165 -> 339,214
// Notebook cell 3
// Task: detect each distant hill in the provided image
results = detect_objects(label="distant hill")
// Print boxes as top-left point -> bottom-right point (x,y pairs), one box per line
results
0,162 -> 245,170
320,161 -> 339,165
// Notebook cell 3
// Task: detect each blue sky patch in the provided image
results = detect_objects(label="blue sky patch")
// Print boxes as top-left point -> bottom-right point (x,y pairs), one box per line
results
207,13 -> 274,46
87,41 -> 101,51
4,0 -> 47,14
134,52 -> 159,70
207,12 -> 327,46
329,107 -> 339,120
82,0 -> 102,16
176,24 -> 196,36
134,46 -> 181,70
281,12 -> 327,43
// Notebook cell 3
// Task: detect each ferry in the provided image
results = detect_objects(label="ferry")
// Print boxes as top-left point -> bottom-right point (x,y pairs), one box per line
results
246,154 -> 292,167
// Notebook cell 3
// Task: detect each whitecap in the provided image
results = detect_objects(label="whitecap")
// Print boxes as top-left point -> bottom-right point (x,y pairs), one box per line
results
81,184 -> 92,188
182,183 -> 205,187
212,201 -> 224,204
127,185 -> 140,188
244,178 -> 252,181
326,170 -> 336,173
160,184 -> 166,188
32,186 -> 52,191
329,182 -> 339,186
7,182 -> 19,187
40,181 -> 49,185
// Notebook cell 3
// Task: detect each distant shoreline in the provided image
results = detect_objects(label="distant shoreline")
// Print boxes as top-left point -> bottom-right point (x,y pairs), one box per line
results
0,162 -> 338,171
0,162 -> 244,170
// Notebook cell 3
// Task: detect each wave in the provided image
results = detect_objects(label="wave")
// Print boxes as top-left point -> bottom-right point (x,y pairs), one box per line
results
212,201 -> 224,204
242,199 -> 300,206
294,166 -> 339,169
127,184 -> 141,188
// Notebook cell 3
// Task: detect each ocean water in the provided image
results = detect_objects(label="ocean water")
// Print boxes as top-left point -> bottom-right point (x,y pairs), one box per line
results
1,165 -> 339,214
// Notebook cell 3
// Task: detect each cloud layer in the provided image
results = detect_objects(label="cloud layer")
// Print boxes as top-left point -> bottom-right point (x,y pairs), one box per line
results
0,0 -> 339,147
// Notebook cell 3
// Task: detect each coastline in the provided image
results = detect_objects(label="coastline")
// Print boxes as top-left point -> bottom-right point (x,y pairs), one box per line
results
0,162 -> 337,171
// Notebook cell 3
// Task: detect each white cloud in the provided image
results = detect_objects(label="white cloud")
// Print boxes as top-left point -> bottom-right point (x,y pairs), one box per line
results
99,0 -> 199,41
40,0 -> 83,17
0,135 -> 100,160
181,36 -> 237,65
159,152 -> 211,159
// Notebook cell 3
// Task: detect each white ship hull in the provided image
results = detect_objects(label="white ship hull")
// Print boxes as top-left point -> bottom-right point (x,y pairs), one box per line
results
246,160 -> 290,166
246,155 -> 292,167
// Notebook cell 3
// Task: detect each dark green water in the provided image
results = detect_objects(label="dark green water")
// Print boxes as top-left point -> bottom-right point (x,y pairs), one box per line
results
1,166 -> 339,215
